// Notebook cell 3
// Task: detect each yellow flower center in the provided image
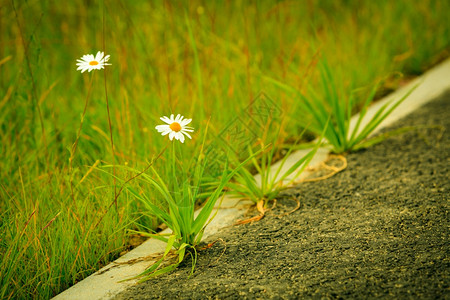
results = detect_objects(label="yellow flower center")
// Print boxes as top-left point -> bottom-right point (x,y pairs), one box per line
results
89,61 -> 99,66
169,122 -> 182,132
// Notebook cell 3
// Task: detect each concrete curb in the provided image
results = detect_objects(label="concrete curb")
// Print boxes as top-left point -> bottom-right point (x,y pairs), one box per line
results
52,58 -> 450,300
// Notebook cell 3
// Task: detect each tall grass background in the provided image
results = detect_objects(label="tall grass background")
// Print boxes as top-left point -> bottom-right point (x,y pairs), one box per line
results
1,0 -> 449,298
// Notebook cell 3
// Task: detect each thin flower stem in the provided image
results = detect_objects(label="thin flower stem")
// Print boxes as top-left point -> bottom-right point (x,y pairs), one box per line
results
172,141 -> 178,188
102,0 -> 118,211
69,73 -> 95,207
104,66 -> 117,210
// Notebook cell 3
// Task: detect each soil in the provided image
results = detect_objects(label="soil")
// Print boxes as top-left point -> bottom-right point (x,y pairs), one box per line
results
115,91 -> 449,299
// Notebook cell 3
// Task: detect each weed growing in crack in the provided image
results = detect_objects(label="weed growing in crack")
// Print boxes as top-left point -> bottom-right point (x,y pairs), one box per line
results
227,122 -> 325,224
267,59 -> 419,153
103,116 -> 261,281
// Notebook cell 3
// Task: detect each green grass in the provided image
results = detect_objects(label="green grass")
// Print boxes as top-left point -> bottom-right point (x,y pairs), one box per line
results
1,0 -> 449,298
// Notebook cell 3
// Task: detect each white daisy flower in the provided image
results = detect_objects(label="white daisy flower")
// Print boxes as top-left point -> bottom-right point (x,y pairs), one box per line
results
76,51 -> 111,73
155,114 -> 194,143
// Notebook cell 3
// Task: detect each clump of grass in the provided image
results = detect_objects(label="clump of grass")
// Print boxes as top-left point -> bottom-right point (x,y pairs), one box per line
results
267,60 -> 419,153
226,121 -> 325,223
104,118 -> 262,280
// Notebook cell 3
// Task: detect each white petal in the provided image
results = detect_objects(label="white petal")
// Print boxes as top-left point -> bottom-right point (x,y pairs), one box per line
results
178,132 -> 185,143
161,129 -> 171,136
180,118 -> 192,126
95,51 -> 103,61
181,131 -> 192,139
169,131 -> 176,140
175,114 -> 182,122
169,114 -> 175,122
160,116 -> 171,124
155,125 -> 170,132
182,127 -> 194,132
